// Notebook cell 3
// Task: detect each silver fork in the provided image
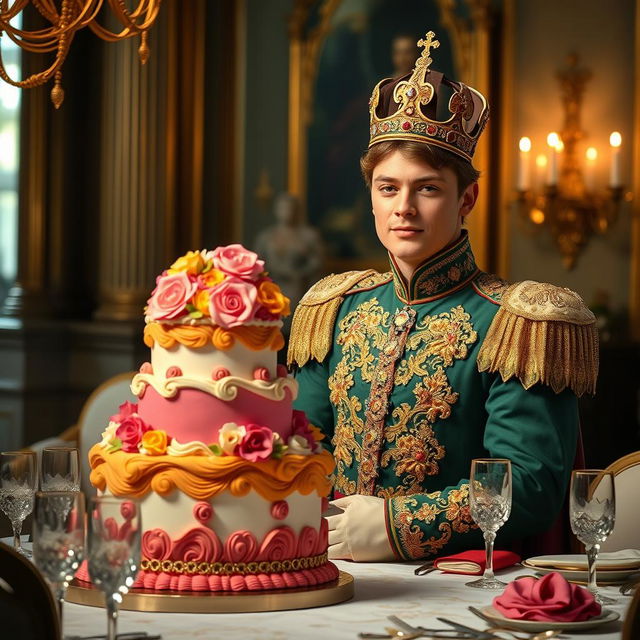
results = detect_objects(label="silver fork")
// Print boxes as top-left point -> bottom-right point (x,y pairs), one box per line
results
387,615 -> 479,638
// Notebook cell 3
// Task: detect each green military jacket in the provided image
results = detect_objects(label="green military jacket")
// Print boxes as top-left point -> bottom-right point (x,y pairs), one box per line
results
288,232 -> 598,560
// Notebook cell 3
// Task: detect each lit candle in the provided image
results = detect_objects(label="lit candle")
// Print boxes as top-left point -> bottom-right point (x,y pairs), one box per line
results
585,147 -> 597,192
547,132 -> 560,185
518,137 -> 531,191
609,131 -> 622,187
535,154 -> 548,191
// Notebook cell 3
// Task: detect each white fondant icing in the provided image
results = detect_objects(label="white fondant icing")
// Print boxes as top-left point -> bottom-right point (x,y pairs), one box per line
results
131,372 -> 298,402
151,341 -> 278,380
138,489 -> 321,542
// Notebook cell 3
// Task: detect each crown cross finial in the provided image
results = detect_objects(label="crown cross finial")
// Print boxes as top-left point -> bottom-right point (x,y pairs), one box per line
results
417,31 -> 440,70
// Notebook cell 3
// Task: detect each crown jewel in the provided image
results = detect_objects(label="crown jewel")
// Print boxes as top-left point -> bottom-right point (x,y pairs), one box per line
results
368,31 -> 489,162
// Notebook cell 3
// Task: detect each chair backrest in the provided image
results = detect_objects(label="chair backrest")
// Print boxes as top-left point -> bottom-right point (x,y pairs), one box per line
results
0,541 -> 60,640
622,583 -> 640,640
77,371 -> 137,497
599,450 -> 640,552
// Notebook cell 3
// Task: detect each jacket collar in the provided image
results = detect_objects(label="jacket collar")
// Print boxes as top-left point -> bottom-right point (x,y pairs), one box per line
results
389,230 -> 479,304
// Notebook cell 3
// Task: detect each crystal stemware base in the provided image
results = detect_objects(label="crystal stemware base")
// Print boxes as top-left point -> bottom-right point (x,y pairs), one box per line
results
465,575 -> 508,589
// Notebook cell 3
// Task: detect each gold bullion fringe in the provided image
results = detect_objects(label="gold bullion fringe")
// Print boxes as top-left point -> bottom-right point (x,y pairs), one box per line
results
477,308 -> 599,397
140,552 -> 329,576
287,297 -> 344,367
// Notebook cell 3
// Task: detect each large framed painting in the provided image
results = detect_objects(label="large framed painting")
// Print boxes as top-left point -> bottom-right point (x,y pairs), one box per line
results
288,0 -> 496,273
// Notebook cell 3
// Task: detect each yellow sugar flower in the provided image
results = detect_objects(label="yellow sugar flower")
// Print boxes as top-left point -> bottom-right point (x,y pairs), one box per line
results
141,430 -> 169,455
200,268 -> 225,288
192,289 -> 211,315
168,250 -> 206,275
257,280 -> 291,316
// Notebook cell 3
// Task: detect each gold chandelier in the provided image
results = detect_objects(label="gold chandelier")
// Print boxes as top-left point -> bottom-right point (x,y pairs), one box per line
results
515,54 -> 627,269
0,0 -> 162,108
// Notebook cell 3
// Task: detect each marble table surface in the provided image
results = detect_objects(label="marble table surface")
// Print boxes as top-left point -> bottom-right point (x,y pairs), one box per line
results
57,559 -> 630,640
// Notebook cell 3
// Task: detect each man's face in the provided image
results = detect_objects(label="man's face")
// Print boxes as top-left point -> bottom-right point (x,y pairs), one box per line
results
371,150 -> 477,280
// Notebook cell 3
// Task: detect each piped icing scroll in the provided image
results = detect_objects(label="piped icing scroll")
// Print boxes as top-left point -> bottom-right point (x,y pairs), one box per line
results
89,444 -> 335,501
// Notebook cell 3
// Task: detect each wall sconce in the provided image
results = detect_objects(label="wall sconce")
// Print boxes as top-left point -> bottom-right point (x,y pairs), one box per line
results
515,54 -> 626,269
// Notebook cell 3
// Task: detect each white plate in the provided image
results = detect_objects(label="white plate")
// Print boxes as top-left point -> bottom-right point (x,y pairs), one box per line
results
521,559 -> 639,584
479,605 -> 620,632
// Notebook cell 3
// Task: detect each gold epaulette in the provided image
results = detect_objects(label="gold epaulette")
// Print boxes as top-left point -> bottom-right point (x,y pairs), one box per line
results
477,280 -> 598,396
287,270 -> 381,367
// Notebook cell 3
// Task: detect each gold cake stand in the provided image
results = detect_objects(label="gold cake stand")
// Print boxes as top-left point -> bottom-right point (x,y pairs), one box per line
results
65,571 -> 354,613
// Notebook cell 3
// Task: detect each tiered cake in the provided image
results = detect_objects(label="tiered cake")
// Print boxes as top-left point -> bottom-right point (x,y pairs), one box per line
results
87,246 -> 338,592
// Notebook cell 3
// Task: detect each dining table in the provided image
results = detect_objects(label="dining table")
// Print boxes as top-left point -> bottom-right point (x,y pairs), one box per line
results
58,559 -> 630,640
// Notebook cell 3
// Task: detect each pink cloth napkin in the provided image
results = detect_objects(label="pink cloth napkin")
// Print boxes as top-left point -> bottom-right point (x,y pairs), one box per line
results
493,572 -> 602,622
433,550 -> 521,575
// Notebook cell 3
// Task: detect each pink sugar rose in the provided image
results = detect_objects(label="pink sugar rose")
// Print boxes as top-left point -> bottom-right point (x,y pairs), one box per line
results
146,271 -> 197,320
212,244 -> 265,280
291,409 -> 315,449
109,400 -> 138,423
116,414 -> 152,453
237,423 -> 274,462
208,277 -> 257,329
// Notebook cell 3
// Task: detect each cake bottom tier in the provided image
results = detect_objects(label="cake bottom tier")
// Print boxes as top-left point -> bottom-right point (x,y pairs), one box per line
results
79,486 -> 336,592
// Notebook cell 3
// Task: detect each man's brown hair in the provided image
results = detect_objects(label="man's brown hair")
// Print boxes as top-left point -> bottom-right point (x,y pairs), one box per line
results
360,140 -> 480,195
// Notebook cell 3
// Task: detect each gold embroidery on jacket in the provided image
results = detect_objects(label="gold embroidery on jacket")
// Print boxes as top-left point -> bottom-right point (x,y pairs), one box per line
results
328,300 -> 477,495
390,484 -> 476,559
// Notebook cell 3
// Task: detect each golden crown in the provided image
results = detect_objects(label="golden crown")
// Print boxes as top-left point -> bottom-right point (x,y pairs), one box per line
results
368,31 -> 489,162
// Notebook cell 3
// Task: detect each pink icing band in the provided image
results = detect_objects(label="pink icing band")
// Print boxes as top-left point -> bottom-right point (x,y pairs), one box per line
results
136,385 -> 294,443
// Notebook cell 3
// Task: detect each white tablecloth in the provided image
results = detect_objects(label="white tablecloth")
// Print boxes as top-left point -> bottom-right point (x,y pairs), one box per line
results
1,538 -> 630,638
60,561 -> 629,640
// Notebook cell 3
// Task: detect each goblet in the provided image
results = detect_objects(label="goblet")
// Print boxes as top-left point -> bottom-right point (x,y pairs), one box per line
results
466,458 -> 512,589
570,469 -> 616,605
40,446 -> 80,491
88,496 -> 141,640
32,490 -> 85,632
0,450 -> 37,557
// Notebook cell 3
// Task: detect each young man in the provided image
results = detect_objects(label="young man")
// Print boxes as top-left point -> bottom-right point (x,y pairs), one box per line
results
288,32 -> 598,562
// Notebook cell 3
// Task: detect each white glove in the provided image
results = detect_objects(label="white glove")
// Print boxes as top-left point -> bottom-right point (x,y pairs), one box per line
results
326,495 -> 396,562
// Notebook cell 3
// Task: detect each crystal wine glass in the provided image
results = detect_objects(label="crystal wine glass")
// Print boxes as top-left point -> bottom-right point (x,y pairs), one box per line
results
40,446 -> 80,492
32,490 -> 85,632
466,458 -> 512,589
570,469 -> 616,605
0,450 -> 37,557
88,496 -> 141,640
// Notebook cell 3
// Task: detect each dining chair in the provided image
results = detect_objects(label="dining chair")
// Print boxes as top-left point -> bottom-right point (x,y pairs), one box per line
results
622,582 -> 640,640
0,541 -> 61,640
599,450 -> 640,552
77,371 -> 137,497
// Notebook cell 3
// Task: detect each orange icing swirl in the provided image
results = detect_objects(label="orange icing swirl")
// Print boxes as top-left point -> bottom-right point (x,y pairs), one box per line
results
89,444 -> 334,501
144,322 -> 284,352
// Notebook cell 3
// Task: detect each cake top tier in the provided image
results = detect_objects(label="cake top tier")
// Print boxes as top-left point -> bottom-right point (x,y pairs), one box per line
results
145,245 -> 290,328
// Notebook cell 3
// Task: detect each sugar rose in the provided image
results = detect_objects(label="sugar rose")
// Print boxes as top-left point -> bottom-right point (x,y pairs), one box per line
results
116,415 -> 152,453
208,278 -> 257,328
168,250 -> 206,275
237,424 -> 274,462
257,280 -> 291,316
141,430 -> 169,455
146,272 -> 197,320
212,245 -> 265,280
218,422 -> 247,455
